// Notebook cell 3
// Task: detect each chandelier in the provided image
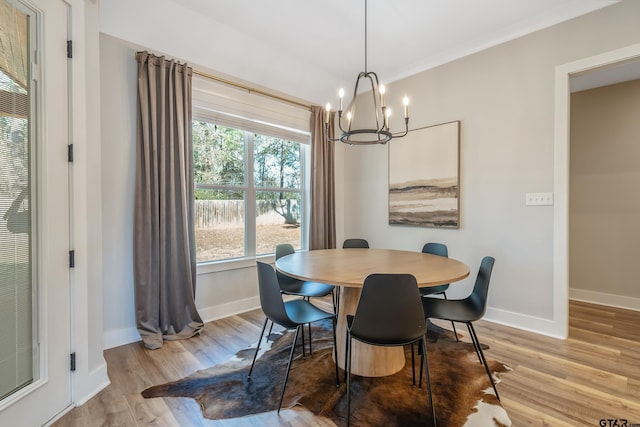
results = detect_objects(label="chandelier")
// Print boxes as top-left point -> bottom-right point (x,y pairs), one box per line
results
325,0 -> 410,145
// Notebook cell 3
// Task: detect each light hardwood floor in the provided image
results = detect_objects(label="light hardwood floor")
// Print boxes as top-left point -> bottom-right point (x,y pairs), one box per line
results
54,300 -> 640,426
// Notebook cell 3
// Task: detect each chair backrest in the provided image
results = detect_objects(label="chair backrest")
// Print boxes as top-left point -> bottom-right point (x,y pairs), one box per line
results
422,242 -> 450,293
274,243 -> 298,285
343,238 -> 369,249
350,274 -> 425,346
256,261 -> 296,328
275,243 -> 294,259
421,242 -> 448,258
464,256 -> 495,320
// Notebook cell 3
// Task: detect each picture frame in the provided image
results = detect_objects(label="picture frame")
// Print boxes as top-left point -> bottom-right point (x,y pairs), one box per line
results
388,120 -> 460,228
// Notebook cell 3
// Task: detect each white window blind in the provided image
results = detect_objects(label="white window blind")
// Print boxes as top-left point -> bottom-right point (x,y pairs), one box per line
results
192,74 -> 311,143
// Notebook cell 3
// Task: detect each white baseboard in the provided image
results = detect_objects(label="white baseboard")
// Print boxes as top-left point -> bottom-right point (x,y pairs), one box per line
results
75,363 -> 110,406
103,326 -> 141,349
484,307 -> 566,339
198,296 -> 260,323
569,288 -> 640,312
44,365 -> 111,426
103,297 -> 262,349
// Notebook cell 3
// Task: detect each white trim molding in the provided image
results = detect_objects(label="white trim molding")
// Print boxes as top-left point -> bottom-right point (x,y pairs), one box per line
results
570,289 -> 640,312
485,308 -> 567,340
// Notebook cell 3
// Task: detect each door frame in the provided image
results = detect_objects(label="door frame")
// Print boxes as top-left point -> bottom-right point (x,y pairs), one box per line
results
0,0 -> 72,421
553,42 -> 640,338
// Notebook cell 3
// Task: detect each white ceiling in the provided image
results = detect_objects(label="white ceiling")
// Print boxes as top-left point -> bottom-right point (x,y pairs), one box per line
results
170,0 -> 620,93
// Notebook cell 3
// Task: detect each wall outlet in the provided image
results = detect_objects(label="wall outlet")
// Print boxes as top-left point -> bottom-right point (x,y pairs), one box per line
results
526,192 -> 553,206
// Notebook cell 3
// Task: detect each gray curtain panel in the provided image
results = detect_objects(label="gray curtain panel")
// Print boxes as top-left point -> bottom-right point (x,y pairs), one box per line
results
309,106 -> 336,250
134,51 -> 203,349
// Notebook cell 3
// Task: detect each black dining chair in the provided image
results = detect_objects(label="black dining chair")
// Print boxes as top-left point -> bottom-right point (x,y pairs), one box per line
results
420,242 -> 458,340
275,243 -> 337,312
342,238 -> 370,248
249,261 -> 339,413
276,243 -> 338,322
345,273 -> 436,426
421,256 -> 500,400
274,244 -> 337,355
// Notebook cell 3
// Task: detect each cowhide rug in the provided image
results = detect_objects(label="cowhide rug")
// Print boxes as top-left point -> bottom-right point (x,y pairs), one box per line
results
142,319 -> 511,426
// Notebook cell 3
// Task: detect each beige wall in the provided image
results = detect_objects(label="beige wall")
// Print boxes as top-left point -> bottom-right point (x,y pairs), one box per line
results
570,79 -> 640,307
342,0 -> 640,333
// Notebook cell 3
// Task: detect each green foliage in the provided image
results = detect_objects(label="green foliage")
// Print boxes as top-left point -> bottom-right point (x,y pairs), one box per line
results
253,134 -> 301,224
194,188 -> 243,200
192,121 -> 244,187
192,121 -> 302,224
253,134 -> 300,189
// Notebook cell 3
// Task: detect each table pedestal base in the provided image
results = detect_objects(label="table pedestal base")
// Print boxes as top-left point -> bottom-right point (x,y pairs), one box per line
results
335,287 -> 406,377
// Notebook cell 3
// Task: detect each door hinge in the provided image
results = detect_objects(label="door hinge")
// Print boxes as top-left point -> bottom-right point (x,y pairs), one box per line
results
67,144 -> 74,162
70,352 -> 76,372
67,40 -> 72,59
69,250 -> 75,268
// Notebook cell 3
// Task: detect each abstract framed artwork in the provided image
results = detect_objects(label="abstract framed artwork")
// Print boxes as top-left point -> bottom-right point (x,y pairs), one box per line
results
389,120 -> 460,228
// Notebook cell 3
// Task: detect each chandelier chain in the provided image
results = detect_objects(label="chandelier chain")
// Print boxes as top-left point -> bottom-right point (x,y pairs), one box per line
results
364,0 -> 368,73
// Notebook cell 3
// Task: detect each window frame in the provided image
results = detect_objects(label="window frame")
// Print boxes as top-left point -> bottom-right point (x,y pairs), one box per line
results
192,114 -> 310,272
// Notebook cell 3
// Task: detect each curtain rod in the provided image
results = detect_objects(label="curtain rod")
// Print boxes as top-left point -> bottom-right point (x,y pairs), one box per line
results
192,69 -> 312,111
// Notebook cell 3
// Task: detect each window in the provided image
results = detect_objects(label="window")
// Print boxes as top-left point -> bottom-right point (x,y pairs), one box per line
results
192,119 -> 309,263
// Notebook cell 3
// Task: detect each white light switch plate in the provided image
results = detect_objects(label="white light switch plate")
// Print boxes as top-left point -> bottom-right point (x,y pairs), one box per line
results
526,192 -> 553,206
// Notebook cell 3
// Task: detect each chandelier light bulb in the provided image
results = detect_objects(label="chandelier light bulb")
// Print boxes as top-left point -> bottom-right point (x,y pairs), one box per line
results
379,84 -> 386,106
325,103 -> 331,124
347,111 -> 352,122
403,96 -> 409,118
338,88 -> 345,111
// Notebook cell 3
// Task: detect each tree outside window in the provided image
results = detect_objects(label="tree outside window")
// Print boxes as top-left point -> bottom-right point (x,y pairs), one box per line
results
193,120 -> 306,263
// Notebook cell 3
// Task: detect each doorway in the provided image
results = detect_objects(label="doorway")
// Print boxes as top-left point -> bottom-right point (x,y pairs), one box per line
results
554,42 -> 640,338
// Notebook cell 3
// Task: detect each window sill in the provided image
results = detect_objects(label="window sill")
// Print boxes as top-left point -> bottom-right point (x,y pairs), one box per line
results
196,254 -> 275,275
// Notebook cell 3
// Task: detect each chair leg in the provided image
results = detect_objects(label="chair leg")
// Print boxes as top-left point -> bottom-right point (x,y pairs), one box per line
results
411,342 -> 416,386
267,320 -> 274,341
468,323 -> 500,401
467,323 -> 482,363
419,344 -> 423,389
308,322 -> 313,356
248,317 -> 268,379
278,324 -> 301,413
331,316 -> 339,387
301,323 -> 306,358
344,326 -> 350,383
442,293 -> 459,341
420,337 -> 437,426
346,334 -> 353,427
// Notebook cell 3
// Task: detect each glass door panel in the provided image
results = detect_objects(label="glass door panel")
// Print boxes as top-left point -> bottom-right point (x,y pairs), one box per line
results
0,0 -> 33,400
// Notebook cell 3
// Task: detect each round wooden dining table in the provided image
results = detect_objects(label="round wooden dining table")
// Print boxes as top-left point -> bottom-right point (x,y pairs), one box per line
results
275,248 -> 470,377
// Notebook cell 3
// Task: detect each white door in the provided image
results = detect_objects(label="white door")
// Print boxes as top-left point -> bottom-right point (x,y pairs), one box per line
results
0,0 -> 71,425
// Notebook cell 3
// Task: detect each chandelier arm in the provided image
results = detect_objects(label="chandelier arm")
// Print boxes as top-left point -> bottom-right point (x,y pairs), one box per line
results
337,110 -> 349,135
391,129 -> 409,138
391,117 -> 410,137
